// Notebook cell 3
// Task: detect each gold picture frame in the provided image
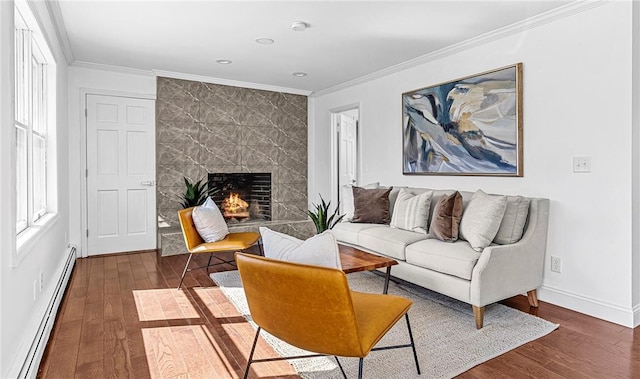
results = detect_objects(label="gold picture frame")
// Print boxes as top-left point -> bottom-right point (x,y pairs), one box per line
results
402,63 -> 523,176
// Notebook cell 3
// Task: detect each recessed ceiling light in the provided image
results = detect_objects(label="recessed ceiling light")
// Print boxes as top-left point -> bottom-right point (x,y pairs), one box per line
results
292,72 -> 307,77
255,38 -> 274,45
291,21 -> 309,32
216,59 -> 232,64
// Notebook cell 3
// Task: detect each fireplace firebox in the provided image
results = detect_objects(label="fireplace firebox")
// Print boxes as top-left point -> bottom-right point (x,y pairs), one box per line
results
208,173 -> 271,223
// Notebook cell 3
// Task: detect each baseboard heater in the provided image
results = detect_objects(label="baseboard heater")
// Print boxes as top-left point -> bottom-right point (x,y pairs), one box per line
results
18,246 -> 76,379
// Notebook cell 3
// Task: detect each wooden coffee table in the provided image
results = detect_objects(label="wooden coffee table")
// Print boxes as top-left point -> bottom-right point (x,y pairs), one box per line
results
338,244 -> 398,294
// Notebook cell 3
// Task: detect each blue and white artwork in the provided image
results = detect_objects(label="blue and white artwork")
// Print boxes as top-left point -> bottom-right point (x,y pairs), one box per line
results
402,64 -> 522,176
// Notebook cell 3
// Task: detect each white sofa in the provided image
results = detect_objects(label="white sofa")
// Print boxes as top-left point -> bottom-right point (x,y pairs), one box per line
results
332,187 -> 550,329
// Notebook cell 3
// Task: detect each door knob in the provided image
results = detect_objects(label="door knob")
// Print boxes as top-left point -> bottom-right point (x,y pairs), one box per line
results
141,181 -> 155,186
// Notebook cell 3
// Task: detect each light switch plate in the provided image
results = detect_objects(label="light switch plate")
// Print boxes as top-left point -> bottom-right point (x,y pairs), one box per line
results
573,156 -> 591,173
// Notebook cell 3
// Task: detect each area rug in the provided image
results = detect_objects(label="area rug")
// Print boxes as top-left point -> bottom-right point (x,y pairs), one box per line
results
210,270 -> 558,379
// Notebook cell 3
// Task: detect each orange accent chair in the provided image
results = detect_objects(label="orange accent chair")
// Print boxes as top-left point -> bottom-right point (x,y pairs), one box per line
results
176,207 -> 261,289
235,253 -> 420,379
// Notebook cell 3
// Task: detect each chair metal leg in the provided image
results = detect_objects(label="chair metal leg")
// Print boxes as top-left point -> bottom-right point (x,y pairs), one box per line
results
243,327 -> 262,379
334,356 -> 348,379
358,357 -> 364,379
405,313 -> 421,375
177,253 -> 194,290
206,253 -> 214,270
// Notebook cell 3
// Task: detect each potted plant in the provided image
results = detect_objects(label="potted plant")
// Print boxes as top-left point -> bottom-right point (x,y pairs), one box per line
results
307,195 -> 345,233
179,177 -> 219,208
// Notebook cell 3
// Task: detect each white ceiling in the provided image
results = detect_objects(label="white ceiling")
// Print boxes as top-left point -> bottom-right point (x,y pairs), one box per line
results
53,1 -> 573,94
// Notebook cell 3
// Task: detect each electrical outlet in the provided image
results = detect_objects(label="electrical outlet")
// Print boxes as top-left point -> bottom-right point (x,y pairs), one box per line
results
39,272 -> 44,292
551,256 -> 562,273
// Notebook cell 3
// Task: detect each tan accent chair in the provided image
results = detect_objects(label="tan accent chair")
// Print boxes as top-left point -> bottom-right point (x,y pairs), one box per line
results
236,253 -> 420,379
176,207 -> 261,289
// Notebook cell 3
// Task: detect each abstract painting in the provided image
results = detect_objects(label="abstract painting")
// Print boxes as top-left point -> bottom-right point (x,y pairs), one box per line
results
402,63 -> 523,176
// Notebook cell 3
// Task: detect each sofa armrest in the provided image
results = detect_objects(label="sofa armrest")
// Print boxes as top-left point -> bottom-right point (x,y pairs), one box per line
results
469,198 -> 550,307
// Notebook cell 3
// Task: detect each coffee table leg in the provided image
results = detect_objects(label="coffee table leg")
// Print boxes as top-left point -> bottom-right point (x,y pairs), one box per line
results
383,266 -> 391,294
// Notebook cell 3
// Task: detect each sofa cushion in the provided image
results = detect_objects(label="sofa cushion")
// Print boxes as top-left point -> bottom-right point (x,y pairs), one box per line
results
352,186 -> 393,224
459,190 -> 507,251
494,196 -> 530,244
390,189 -> 433,234
331,222 -> 380,245
358,226 -> 428,261
405,239 -> 481,280
429,191 -> 464,242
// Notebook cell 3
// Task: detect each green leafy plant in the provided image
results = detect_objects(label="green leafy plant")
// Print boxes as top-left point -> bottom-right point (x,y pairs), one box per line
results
179,177 -> 219,208
307,195 -> 345,233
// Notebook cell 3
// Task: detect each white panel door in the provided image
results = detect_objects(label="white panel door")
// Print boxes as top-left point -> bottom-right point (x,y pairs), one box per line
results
87,94 -> 156,256
338,113 -> 358,210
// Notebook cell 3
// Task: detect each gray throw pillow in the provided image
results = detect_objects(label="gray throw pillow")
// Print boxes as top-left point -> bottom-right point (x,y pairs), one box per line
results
494,196 -> 530,244
259,227 -> 342,269
390,189 -> 433,234
192,197 -> 229,242
459,190 -> 507,251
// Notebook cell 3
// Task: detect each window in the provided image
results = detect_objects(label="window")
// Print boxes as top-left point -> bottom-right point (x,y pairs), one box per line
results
14,3 -> 55,237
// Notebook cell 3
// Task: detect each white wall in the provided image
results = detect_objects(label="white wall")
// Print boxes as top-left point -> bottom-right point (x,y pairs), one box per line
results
0,1 -> 71,375
632,0 -> 640,327
67,66 -> 156,256
309,2 -> 637,326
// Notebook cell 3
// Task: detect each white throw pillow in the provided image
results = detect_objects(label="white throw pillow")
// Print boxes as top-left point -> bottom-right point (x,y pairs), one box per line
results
459,190 -> 507,252
341,182 -> 379,222
494,196 -> 530,245
390,189 -> 433,234
192,197 -> 229,242
259,227 -> 342,269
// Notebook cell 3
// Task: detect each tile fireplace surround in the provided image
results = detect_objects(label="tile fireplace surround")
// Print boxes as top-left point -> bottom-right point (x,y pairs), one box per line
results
156,77 -> 315,255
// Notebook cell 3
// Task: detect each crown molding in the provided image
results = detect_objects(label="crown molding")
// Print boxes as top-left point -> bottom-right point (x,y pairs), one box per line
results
71,60 -> 155,76
69,62 -> 312,95
311,0 -> 608,98
152,70 -> 312,96
45,0 -> 73,65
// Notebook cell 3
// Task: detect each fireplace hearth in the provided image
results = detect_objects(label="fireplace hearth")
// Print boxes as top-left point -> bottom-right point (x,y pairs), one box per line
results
208,173 -> 271,223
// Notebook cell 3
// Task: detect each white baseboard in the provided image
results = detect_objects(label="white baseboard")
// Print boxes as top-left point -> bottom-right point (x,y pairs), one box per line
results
6,246 -> 76,378
539,284 -> 635,328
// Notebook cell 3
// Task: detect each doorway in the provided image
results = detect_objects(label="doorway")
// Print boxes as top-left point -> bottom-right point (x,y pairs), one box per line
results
85,94 -> 157,256
333,108 -> 360,214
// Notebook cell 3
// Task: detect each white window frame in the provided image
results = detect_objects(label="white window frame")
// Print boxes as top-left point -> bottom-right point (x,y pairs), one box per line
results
13,1 -> 58,265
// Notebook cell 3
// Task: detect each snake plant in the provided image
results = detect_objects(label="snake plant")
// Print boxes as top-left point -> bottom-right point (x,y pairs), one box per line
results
179,177 -> 219,208
308,195 -> 345,233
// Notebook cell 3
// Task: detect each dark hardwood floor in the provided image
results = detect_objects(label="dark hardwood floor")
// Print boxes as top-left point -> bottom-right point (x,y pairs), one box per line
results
38,249 -> 639,378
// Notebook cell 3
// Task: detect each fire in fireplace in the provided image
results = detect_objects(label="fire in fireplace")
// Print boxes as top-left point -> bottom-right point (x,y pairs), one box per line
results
208,173 -> 271,223
222,193 -> 249,219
